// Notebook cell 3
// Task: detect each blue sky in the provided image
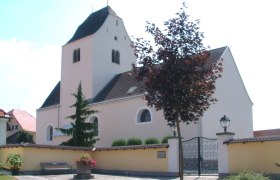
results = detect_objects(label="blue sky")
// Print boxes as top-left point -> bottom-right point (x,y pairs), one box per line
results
1,0 -> 279,131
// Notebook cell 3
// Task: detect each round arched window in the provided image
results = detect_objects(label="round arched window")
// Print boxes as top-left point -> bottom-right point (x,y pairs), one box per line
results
46,125 -> 53,141
89,116 -> 98,136
137,109 -> 151,123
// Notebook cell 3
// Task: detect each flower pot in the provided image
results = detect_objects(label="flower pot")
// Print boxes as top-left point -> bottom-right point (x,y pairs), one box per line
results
11,167 -> 20,175
74,161 -> 93,179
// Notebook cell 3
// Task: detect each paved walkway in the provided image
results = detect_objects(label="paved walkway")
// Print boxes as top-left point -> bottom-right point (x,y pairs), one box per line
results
15,174 -> 219,180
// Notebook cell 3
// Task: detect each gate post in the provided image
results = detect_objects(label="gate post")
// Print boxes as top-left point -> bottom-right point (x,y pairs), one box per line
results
216,132 -> 235,177
168,137 -> 179,175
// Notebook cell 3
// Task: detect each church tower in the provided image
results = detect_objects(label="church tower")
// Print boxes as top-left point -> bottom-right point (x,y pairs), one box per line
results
36,6 -> 135,145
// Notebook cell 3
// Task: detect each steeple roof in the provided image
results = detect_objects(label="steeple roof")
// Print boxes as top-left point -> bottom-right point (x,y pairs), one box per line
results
67,6 -> 117,44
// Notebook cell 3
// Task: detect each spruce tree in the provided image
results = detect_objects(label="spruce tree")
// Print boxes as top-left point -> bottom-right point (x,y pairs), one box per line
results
58,82 -> 98,147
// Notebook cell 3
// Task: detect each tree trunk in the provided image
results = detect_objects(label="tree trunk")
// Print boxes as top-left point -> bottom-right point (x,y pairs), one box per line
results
176,118 -> 184,180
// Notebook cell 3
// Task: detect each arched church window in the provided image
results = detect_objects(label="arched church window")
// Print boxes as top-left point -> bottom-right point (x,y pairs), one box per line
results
89,116 -> 98,136
137,108 -> 152,123
46,125 -> 53,141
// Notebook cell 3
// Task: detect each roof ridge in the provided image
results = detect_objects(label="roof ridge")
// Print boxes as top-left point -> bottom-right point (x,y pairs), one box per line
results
67,6 -> 113,44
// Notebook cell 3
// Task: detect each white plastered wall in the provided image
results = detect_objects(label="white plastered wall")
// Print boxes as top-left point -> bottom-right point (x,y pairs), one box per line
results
201,47 -> 253,138
92,96 -> 199,147
36,106 -> 60,145
91,14 -> 135,99
60,35 -> 94,127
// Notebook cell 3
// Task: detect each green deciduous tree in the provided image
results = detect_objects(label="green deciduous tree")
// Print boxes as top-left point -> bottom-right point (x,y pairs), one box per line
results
58,82 -> 98,147
16,130 -> 34,144
132,2 -> 223,179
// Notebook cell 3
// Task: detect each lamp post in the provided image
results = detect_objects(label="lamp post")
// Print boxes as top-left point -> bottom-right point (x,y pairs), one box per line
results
170,121 -> 177,137
220,115 -> 230,133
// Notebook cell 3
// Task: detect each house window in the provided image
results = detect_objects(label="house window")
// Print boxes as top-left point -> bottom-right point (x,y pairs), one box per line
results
11,125 -> 18,130
73,48 -> 80,63
137,108 -> 152,123
112,49 -> 120,64
46,125 -> 53,141
89,116 -> 98,136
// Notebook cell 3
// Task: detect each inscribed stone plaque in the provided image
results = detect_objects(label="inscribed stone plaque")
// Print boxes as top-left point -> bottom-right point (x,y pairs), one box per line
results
157,151 -> 166,158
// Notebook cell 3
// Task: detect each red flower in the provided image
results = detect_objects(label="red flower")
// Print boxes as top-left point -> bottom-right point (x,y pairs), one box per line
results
75,153 -> 96,168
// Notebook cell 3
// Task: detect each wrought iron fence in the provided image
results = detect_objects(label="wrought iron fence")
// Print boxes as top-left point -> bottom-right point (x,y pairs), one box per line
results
183,137 -> 218,175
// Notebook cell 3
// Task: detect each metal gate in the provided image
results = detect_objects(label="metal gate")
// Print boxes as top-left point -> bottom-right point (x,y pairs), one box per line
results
182,137 -> 218,175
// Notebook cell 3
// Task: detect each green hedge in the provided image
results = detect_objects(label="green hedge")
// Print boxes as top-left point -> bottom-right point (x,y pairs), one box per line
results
223,170 -> 270,180
112,135 -> 172,147
161,135 -> 172,144
145,138 -> 160,144
111,139 -> 127,146
127,137 -> 142,145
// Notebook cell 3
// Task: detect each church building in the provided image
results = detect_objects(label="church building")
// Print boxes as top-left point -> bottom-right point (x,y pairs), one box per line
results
36,6 -> 253,147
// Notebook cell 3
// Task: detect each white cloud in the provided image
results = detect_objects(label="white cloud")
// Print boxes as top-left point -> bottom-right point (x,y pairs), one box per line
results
0,39 -> 61,116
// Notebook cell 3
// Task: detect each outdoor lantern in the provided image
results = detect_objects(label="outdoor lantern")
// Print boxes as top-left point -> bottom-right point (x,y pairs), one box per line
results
170,121 -> 177,137
220,115 -> 230,133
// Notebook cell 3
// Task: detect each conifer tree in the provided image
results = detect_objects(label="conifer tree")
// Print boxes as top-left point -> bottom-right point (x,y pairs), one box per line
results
58,82 -> 98,147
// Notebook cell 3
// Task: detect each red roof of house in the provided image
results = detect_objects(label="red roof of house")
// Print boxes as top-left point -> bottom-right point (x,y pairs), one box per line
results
0,109 -> 7,117
8,109 -> 36,132
0,109 -> 12,119
253,128 -> 280,137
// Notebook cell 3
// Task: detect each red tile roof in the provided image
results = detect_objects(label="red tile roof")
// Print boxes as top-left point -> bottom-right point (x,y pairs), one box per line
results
225,136 -> 280,144
0,109 -> 6,117
0,143 -> 169,151
8,109 -> 36,132
0,109 -> 11,119
254,129 -> 280,137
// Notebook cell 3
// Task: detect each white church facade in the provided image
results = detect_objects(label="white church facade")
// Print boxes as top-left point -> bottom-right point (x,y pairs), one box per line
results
36,6 -> 253,147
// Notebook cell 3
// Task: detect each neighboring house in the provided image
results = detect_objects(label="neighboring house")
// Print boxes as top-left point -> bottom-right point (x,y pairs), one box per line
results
254,128 -> 280,137
0,109 -> 11,145
6,109 -> 36,144
36,6 -> 253,147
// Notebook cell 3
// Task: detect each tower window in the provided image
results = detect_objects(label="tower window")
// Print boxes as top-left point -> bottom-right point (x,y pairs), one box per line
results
73,48 -> 80,63
114,36 -> 118,41
116,20 -> 118,26
112,49 -> 120,64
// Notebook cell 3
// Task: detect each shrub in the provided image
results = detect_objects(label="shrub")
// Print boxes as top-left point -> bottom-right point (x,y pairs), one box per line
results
6,154 -> 23,171
223,170 -> 270,180
111,139 -> 127,146
16,131 -> 34,144
162,135 -> 172,144
145,138 -> 160,145
0,162 -> 4,169
127,137 -> 142,145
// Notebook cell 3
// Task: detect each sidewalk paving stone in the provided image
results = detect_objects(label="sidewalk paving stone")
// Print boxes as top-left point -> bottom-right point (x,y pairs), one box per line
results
15,174 -> 219,180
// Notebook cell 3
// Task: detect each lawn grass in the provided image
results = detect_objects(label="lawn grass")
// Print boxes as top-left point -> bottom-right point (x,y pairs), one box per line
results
0,175 -> 16,180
